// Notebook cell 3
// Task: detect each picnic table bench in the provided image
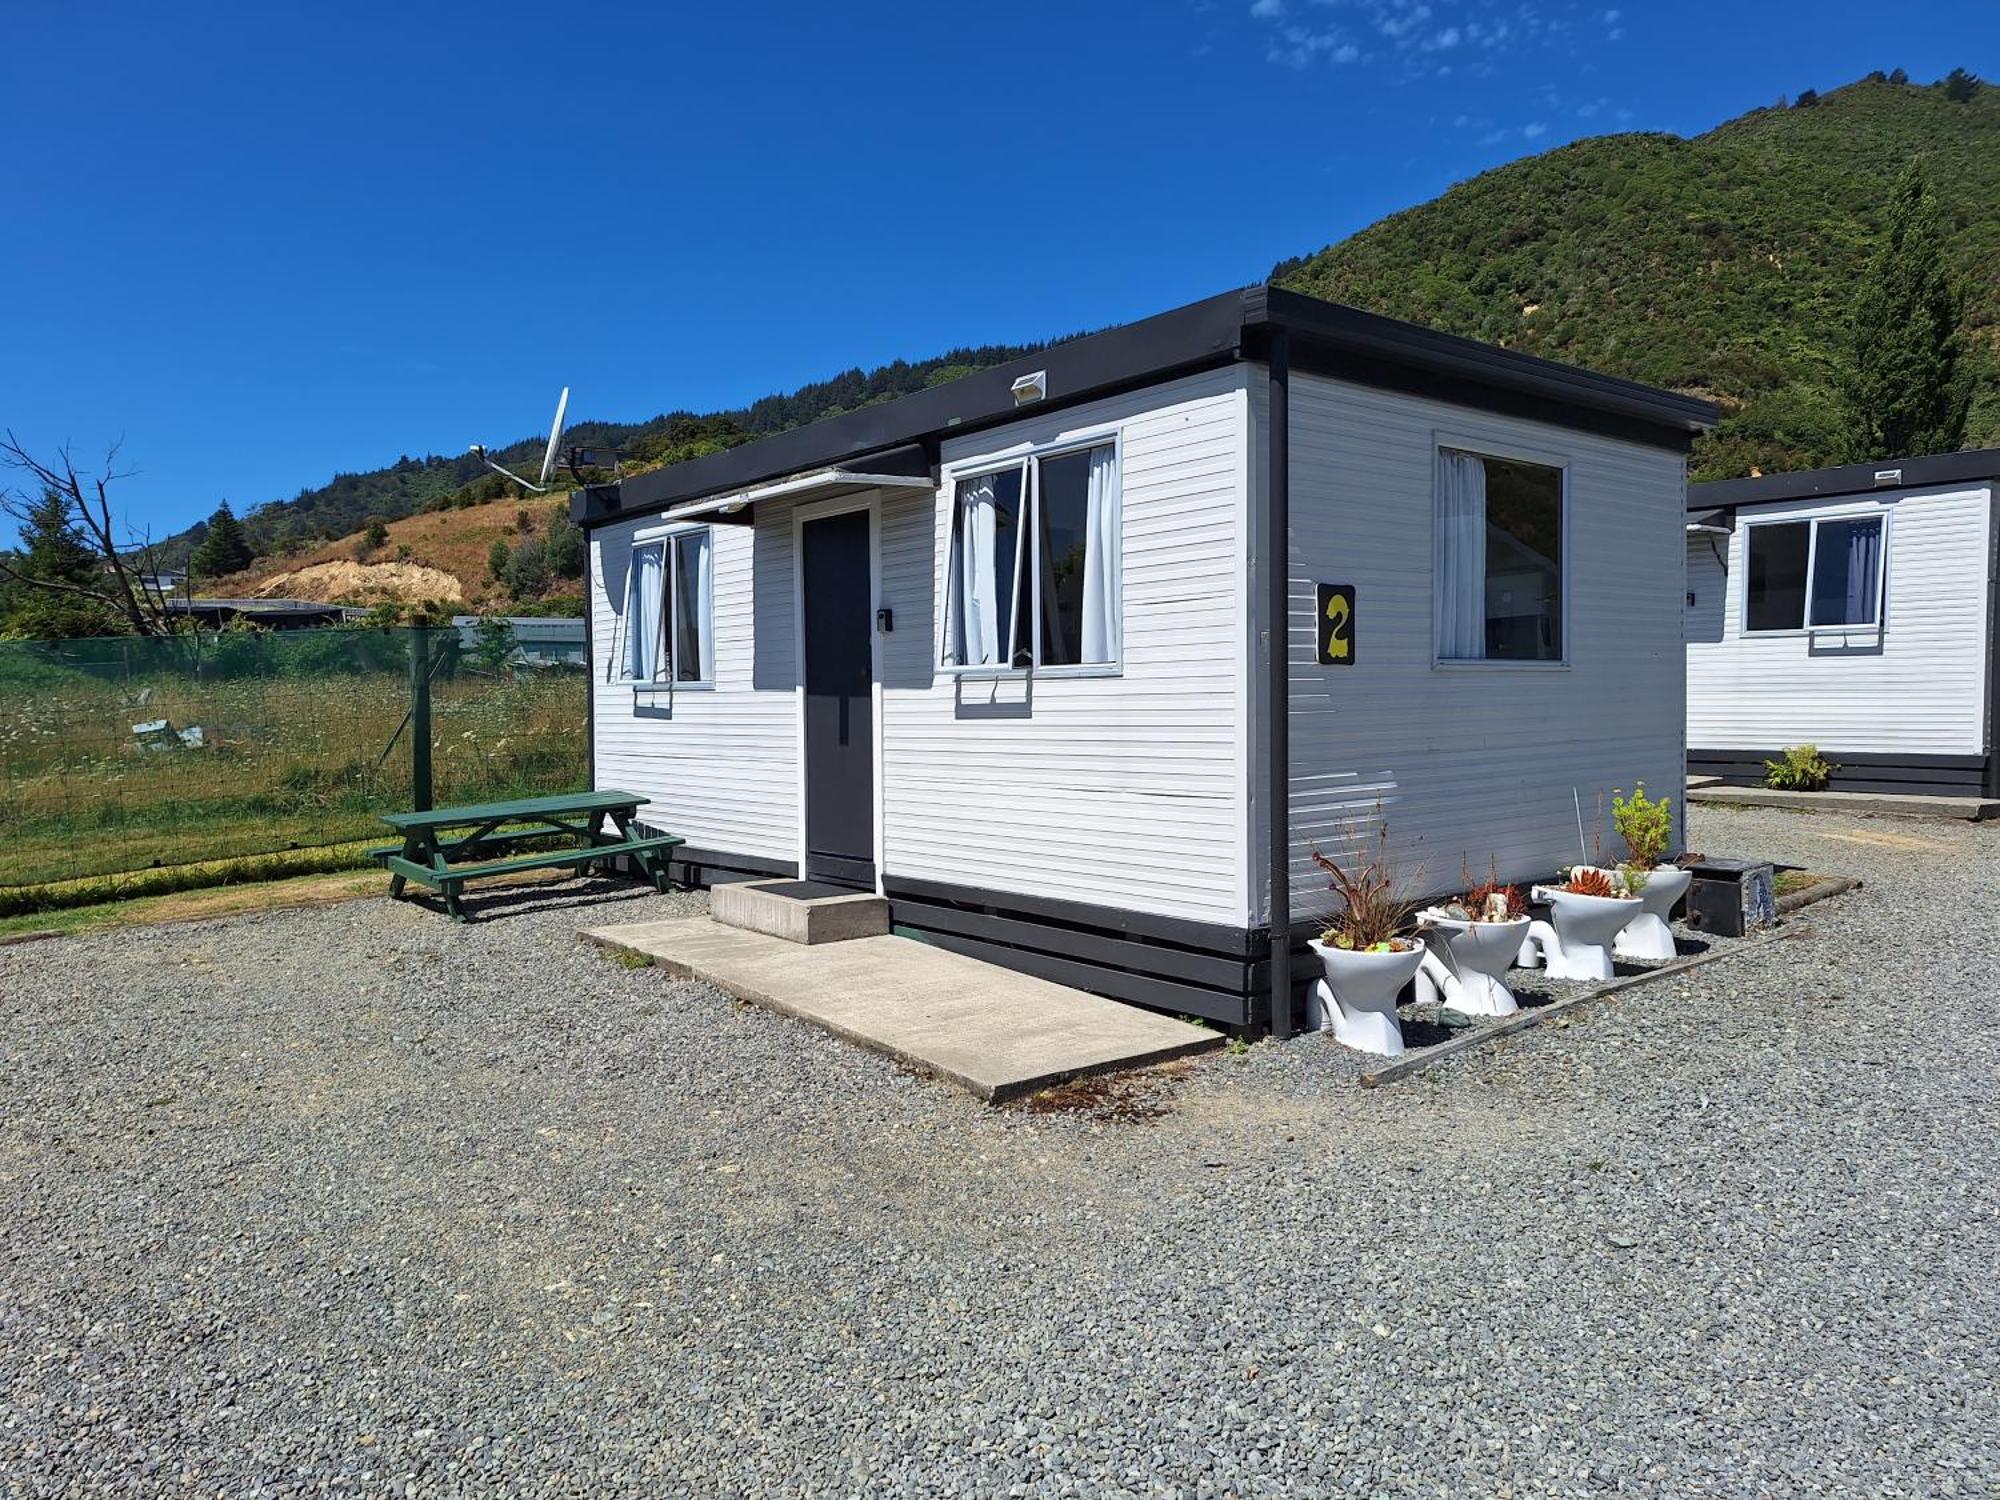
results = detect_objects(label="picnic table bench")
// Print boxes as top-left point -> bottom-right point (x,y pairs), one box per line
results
371,789 -> 683,921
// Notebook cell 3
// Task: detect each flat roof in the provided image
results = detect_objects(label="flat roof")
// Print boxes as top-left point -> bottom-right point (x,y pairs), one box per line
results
576,284 -> 1719,528
1690,447 -> 2000,510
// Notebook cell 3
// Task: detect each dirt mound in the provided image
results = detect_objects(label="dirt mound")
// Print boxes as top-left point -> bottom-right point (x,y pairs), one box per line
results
253,560 -> 465,606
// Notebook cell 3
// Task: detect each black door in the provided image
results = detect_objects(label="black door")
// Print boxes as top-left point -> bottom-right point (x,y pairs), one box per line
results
801,510 -> 874,886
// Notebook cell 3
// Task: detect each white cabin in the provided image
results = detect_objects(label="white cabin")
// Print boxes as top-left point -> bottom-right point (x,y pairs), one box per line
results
575,287 -> 1714,1030
1686,450 -> 1999,797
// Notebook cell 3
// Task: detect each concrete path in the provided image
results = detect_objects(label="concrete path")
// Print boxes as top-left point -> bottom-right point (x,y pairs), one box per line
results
582,917 -> 1222,1101
1687,783 -> 1999,822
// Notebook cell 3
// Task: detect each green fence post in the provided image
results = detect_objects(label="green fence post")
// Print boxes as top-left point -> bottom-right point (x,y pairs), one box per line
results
410,625 -> 433,812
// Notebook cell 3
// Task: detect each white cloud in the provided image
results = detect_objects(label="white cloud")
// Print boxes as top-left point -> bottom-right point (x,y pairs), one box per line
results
1247,0 -> 1595,79
1602,7 -> 1620,20
1522,120 -> 1548,137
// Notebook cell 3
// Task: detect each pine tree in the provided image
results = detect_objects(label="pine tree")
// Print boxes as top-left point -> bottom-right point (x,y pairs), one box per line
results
1941,68 -> 1981,104
0,486 -> 121,636
1838,163 -> 1973,462
189,501 -> 254,578
18,486 -> 100,590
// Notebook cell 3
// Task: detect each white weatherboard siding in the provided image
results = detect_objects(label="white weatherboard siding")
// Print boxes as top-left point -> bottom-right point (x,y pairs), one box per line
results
588,509 -> 799,863
879,367 -> 1253,924
1685,485 -> 1993,756
1262,372 -> 1689,925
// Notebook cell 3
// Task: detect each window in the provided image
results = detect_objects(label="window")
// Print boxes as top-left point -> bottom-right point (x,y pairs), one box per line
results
944,441 -> 1120,669
1435,447 -> 1564,662
622,528 -> 713,683
1744,515 -> 1884,632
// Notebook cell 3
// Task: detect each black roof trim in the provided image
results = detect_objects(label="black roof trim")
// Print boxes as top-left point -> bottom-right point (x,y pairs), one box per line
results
1690,447 -> 2000,510
577,285 -> 1719,527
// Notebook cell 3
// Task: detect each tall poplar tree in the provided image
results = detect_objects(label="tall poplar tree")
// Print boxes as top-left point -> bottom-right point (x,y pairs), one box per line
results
1839,163 -> 1973,461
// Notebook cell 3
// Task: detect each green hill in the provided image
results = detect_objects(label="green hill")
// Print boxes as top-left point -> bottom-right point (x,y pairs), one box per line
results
1274,72 -> 1997,479
196,71 -> 1994,559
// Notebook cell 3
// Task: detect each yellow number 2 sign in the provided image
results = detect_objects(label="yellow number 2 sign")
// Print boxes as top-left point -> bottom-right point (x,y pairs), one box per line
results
1315,583 -> 1355,666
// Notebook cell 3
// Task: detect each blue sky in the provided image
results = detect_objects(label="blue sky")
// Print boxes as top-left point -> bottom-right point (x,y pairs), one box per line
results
2,1 -> 1991,542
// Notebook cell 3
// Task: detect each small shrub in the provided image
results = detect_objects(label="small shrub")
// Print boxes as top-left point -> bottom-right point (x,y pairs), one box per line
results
1612,782 -> 1673,869
1764,745 -> 1836,791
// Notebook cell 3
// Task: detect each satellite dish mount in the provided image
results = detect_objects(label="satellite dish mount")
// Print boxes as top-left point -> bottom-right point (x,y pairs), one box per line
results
468,387 -> 570,494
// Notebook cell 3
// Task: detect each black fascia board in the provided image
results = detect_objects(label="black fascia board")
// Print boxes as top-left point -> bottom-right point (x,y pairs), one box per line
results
574,283 -> 1722,528
1250,284 -> 1718,441
1690,447 -> 2000,511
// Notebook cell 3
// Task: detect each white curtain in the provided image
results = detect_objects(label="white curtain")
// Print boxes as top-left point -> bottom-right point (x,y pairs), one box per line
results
696,529 -> 715,680
952,475 -> 1001,665
1080,444 -> 1122,663
1436,450 -> 1487,660
673,530 -> 714,682
625,543 -> 663,681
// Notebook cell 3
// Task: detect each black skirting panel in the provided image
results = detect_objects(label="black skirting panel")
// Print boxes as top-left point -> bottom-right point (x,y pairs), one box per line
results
882,875 -> 1264,1029
1689,749 -> 1989,797
644,838 -> 798,891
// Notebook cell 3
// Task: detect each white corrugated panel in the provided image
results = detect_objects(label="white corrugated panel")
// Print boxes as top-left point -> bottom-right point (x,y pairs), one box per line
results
878,367 -> 1253,923
1263,371 -> 1689,923
588,509 -> 799,861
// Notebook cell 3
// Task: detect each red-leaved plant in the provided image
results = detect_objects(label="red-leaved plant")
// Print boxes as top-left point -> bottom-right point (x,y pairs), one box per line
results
1562,866 -> 1618,899
1459,857 -> 1527,922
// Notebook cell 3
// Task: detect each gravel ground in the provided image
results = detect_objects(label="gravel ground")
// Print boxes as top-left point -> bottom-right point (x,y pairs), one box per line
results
2,805 -> 1995,1497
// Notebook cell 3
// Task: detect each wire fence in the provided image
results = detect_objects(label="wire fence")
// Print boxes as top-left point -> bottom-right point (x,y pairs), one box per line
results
0,626 -> 587,889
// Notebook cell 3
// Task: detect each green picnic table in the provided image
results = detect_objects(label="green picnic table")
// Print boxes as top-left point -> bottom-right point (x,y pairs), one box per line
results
371,789 -> 684,922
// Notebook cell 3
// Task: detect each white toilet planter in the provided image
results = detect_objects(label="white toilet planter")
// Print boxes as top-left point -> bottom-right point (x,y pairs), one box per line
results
1306,937 -> 1428,1057
1520,888 -> 1642,982
1413,912 -> 1530,1017
1613,866 -> 1692,963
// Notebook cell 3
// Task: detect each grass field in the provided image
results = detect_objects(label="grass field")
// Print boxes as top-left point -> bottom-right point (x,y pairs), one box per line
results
0,631 -> 587,890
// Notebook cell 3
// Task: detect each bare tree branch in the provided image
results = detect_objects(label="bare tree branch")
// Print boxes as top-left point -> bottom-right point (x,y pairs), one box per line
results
2,430 -> 172,636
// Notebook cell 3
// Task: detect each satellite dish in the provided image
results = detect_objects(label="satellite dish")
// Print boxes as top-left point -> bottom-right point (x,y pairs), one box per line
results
538,387 -> 570,488
468,387 -> 570,494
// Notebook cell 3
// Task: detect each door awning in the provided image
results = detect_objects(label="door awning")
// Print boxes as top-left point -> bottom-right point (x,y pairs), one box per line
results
659,443 -> 935,526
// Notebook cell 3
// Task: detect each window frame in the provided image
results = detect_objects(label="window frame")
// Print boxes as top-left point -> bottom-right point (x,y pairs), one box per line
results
618,522 -> 716,689
938,429 -> 1124,679
1739,510 -> 1890,637
1429,434 -> 1573,671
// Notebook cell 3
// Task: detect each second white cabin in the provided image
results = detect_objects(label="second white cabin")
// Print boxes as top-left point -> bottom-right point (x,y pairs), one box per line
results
1686,449 -> 1999,798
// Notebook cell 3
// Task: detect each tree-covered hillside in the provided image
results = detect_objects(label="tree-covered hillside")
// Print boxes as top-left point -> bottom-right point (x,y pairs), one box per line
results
168,340 -> 1052,562
184,71 -> 1994,560
1273,73 -> 1997,479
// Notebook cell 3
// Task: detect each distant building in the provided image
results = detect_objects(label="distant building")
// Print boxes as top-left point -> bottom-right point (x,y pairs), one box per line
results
165,597 -> 364,629
451,615 -> 586,666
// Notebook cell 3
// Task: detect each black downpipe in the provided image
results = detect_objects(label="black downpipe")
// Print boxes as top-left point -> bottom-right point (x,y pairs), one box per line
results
1987,490 -> 2000,799
1266,332 -> 1293,1038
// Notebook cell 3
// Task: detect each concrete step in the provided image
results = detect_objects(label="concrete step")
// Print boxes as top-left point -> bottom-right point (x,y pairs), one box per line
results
710,878 -> 889,944
582,917 -> 1222,1101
